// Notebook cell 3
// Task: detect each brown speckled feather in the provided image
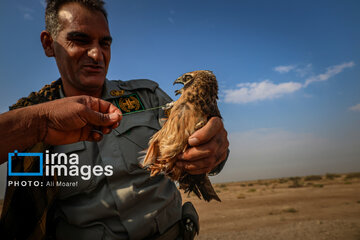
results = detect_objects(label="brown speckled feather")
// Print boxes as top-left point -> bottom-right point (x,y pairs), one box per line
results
143,70 -> 221,202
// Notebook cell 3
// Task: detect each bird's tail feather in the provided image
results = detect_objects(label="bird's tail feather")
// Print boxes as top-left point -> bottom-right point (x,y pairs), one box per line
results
180,174 -> 221,202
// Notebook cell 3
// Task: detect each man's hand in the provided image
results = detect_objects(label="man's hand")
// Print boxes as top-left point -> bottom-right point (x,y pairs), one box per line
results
0,96 -> 122,164
176,117 -> 229,175
38,96 -> 122,145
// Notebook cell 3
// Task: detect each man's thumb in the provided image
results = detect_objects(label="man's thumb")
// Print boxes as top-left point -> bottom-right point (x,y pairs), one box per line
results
84,109 -> 121,126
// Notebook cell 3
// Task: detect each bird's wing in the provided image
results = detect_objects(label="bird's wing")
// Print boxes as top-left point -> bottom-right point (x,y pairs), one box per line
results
143,101 -> 207,176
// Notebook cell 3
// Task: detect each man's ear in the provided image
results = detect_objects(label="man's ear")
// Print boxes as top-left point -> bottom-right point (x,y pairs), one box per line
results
40,31 -> 55,57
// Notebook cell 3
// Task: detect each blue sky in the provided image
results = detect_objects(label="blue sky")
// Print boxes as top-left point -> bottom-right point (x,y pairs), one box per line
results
0,0 -> 359,193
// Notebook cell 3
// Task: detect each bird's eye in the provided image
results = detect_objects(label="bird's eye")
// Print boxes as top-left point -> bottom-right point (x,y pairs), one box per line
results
184,75 -> 193,81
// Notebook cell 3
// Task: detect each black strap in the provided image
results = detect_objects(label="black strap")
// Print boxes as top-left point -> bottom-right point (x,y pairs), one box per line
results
181,202 -> 199,240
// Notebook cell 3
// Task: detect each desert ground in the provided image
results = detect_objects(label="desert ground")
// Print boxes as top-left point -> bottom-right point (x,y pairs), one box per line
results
182,173 -> 360,240
0,173 -> 359,239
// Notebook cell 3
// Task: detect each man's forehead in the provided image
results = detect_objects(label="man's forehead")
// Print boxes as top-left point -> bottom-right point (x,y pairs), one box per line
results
58,8 -> 74,23
58,2 -> 109,34
58,2 -> 86,22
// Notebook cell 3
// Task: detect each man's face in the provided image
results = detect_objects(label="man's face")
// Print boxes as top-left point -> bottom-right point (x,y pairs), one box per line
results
52,2 -> 112,96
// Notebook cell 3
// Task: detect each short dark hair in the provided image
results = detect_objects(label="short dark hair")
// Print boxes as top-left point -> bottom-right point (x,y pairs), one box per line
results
45,0 -> 108,37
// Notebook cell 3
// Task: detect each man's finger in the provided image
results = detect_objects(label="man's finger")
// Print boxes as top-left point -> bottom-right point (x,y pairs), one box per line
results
185,166 -> 211,175
79,97 -> 122,126
180,143 -> 215,161
112,121 -> 120,129
215,148 -> 228,166
100,99 -> 122,115
89,129 -> 104,142
82,108 -> 122,127
101,127 -> 112,134
188,117 -> 223,146
177,157 -> 214,169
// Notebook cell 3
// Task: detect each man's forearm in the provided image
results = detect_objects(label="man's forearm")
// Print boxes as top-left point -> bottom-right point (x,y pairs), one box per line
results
0,105 -> 45,164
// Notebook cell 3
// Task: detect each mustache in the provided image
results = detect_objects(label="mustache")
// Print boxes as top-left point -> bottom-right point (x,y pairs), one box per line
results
83,58 -> 105,66
82,61 -> 105,68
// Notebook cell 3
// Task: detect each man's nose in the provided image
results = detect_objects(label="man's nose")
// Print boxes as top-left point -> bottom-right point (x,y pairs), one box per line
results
87,45 -> 103,63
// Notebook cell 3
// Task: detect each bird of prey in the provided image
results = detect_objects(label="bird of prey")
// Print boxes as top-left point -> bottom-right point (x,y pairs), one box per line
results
142,70 -> 221,202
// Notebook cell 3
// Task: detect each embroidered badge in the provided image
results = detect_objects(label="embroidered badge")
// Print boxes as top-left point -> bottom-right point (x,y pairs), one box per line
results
110,89 -> 125,96
116,94 -> 145,113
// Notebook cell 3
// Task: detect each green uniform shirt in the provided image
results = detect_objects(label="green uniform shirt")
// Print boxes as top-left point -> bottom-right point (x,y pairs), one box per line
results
52,79 -> 182,240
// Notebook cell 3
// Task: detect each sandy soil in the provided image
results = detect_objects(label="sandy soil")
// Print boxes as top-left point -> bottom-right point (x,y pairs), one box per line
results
0,174 -> 359,239
182,174 -> 360,240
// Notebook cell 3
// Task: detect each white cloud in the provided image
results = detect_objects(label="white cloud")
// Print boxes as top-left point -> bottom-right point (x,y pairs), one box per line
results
274,63 -> 313,77
304,61 -> 355,87
17,4 -> 34,21
349,103 -> 360,112
223,61 -> 354,104
168,17 -> 174,24
295,63 -> 312,77
17,5 -> 34,13
24,13 -> 33,20
223,80 -> 302,104
273,65 -> 295,73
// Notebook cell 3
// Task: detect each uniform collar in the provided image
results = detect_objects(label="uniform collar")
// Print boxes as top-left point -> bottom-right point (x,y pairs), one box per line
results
58,79 -> 129,100
101,79 -> 129,100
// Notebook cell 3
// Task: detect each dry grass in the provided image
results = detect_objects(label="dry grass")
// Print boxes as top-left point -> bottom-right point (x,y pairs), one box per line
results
288,177 -> 303,188
282,207 -> 298,213
278,178 -> 288,183
237,193 -> 246,199
325,173 -> 341,180
304,175 -> 323,181
345,172 -> 360,179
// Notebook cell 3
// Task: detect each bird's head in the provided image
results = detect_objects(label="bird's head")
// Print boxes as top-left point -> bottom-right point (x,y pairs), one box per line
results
173,70 -> 215,95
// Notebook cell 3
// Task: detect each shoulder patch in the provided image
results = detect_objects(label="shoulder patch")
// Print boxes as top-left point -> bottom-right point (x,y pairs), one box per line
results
116,79 -> 159,92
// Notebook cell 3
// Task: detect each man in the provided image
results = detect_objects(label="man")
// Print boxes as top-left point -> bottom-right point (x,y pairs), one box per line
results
1,0 -> 229,239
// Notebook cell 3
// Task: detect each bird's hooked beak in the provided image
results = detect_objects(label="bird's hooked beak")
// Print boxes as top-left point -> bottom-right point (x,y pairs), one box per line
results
173,76 -> 185,85
173,76 -> 185,96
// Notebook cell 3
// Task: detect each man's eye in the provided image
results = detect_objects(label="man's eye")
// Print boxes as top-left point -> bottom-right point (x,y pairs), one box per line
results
72,38 -> 89,44
100,41 -> 111,47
